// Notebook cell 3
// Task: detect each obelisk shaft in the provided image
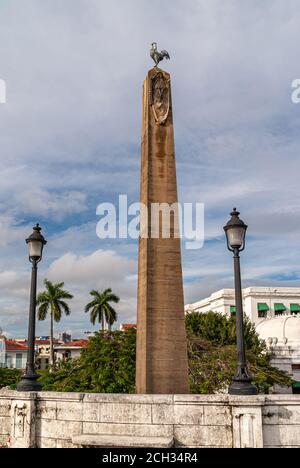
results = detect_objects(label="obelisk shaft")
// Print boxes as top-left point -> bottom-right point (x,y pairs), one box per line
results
136,68 -> 189,394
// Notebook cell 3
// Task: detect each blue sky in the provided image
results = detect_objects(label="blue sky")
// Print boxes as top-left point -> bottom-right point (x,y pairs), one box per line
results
1,0 -> 300,338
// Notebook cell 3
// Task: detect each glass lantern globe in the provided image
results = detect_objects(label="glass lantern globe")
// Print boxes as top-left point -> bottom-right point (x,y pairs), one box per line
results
26,224 -> 47,262
224,208 -> 247,252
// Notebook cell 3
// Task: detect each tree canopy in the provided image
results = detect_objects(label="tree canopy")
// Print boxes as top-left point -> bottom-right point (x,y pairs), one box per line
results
85,288 -> 120,331
37,279 -> 73,364
186,311 -> 293,393
38,311 -> 294,394
0,368 -> 22,390
39,329 -> 136,393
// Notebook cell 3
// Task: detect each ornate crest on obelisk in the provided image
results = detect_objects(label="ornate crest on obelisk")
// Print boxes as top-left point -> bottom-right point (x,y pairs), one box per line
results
150,70 -> 170,125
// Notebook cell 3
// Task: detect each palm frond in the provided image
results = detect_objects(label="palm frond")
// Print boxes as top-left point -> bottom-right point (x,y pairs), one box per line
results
57,290 -> 73,300
52,304 -> 62,323
85,288 -> 119,329
104,303 -> 118,324
36,291 -> 50,305
90,306 -> 101,325
44,278 -> 56,296
89,289 -> 101,299
38,302 -> 49,321
106,293 -> 120,304
59,300 -> 71,316
85,300 -> 98,313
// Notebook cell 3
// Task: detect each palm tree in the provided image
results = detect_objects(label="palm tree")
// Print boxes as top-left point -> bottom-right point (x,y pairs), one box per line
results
85,288 -> 119,331
37,279 -> 73,365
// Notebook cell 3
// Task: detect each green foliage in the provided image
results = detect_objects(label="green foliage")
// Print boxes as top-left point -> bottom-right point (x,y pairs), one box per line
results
39,328 -> 136,393
85,288 -> 120,331
187,335 -> 293,394
37,279 -> 73,323
38,312 -> 294,394
37,278 -> 74,364
185,310 -> 264,353
0,368 -> 22,389
186,311 -> 294,394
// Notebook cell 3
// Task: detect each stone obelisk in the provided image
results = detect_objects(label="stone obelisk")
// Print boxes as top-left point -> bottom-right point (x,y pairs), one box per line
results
136,67 -> 189,394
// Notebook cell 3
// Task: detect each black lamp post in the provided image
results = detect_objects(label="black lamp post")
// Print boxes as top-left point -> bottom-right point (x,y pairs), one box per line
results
17,224 -> 47,392
224,209 -> 257,395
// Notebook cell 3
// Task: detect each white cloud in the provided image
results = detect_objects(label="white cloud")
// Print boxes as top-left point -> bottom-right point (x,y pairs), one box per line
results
38,249 -> 138,335
14,189 -> 87,219
0,214 -> 29,248
47,249 -> 136,285
0,271 -> 19,288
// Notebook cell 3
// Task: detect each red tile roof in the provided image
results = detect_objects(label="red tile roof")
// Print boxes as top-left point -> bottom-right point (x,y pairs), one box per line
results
55,339 -> 89,348
67,340 -> 89,347
121,323 -> 137,331
5,339 -> 28,351
16,340 -> 57,346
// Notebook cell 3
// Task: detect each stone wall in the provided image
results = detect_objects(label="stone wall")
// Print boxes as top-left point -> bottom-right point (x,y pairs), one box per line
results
0,390 -> 299,448
263,395 -> 300,448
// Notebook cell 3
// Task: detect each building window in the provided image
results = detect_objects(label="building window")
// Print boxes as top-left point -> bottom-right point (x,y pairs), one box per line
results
290,304 -> 300,315
274,303 -> 286,316
15,353 -> 23,369
257,303 -> 269,318
62,352 -> 70,361
5,355 -> 12,368
230,305 -> 236,317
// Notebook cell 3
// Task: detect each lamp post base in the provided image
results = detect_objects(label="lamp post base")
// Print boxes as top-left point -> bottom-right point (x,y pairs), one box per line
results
228,379 -> 258,396
17,374 -> 42,392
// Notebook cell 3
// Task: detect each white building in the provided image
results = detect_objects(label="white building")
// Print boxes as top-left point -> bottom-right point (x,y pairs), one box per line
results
54,339 -> 89,362
256,317 -> 300,394
186,287 -> 300,323
0,336 -> 28,369
186,287 -> 300,393
14,337 -> 56,371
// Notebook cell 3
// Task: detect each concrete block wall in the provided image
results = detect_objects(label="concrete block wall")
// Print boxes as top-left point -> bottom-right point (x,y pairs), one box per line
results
0,390 -> 299,448
263,395 -> 300,448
